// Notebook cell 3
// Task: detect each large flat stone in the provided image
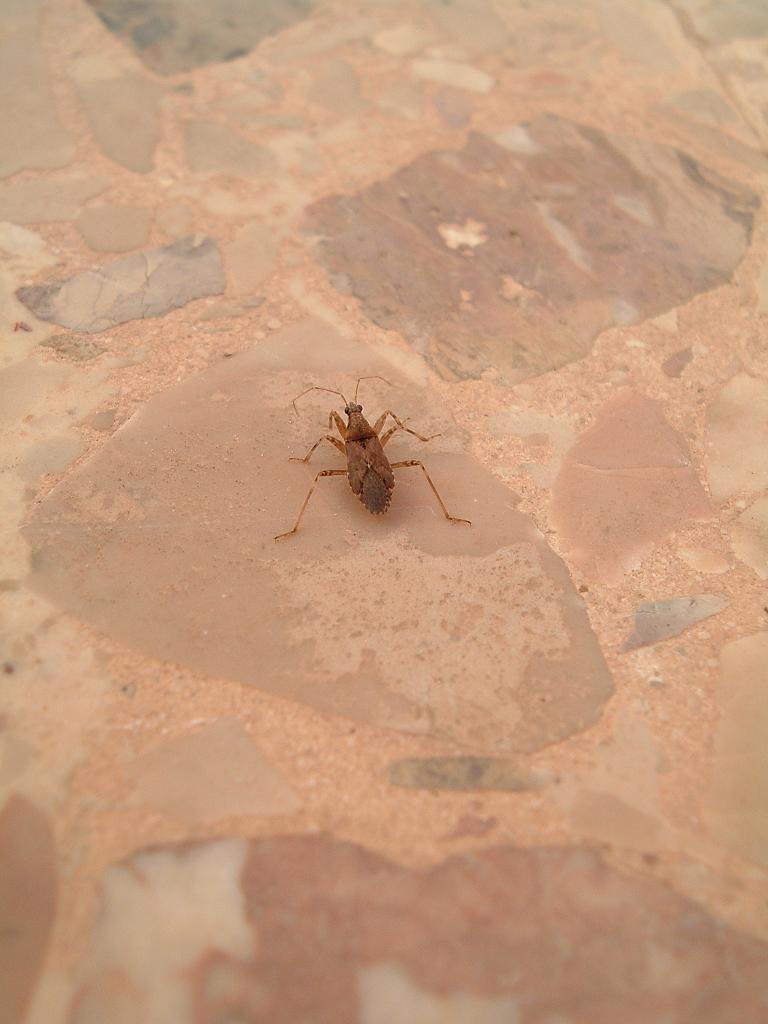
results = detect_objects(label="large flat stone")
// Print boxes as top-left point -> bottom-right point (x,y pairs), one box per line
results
16,235 -> 224,333
306,115 -> 758,383
25,320 -> 613,754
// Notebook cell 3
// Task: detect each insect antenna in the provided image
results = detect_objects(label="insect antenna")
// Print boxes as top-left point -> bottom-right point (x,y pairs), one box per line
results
291,385 -> 349,415
354,375 -> 392,403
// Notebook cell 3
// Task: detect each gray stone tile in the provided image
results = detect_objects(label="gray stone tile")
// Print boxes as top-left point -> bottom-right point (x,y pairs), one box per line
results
86,0 -> 317,74
17,235 -> 224,333
623,595 -> 727,651
389,757 -> 548,791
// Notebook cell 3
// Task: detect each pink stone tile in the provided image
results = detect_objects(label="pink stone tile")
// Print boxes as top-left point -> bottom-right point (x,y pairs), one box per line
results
552,390 -> 711,581
25,321 -> 613,753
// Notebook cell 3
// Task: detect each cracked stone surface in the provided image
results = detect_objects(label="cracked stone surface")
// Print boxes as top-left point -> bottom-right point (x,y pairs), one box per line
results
16,236 -> 224,332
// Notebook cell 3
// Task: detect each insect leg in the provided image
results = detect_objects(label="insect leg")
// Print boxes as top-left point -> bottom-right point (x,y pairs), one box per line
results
290,435 -> 345,464
390,460 -> 471,525
354,375 -> 392,403
374,410 -> 440,444
291,385 -> 348,414
329,410 -> 347,438
274,469 -> 347,541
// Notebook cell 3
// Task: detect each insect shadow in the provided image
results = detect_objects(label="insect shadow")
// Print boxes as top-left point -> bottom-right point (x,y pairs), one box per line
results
275,376 -> 471,540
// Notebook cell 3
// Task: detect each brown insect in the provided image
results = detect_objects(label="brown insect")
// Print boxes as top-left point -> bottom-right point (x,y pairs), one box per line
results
275,376 -> 471,540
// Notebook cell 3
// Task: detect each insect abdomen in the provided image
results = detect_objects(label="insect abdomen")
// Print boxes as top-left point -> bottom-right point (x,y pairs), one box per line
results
359,467 -> 392,514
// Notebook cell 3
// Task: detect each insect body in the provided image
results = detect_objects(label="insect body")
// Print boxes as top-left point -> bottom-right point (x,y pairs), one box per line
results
344,401 -> 395,514
274,376 -> 471,540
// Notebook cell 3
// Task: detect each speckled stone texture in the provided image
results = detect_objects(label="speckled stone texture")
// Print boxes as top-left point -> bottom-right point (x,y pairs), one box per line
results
2,0 -> 768,1022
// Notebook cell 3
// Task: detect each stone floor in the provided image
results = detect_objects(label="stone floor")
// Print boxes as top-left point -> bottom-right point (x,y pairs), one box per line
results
2,1 -> 768,1021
